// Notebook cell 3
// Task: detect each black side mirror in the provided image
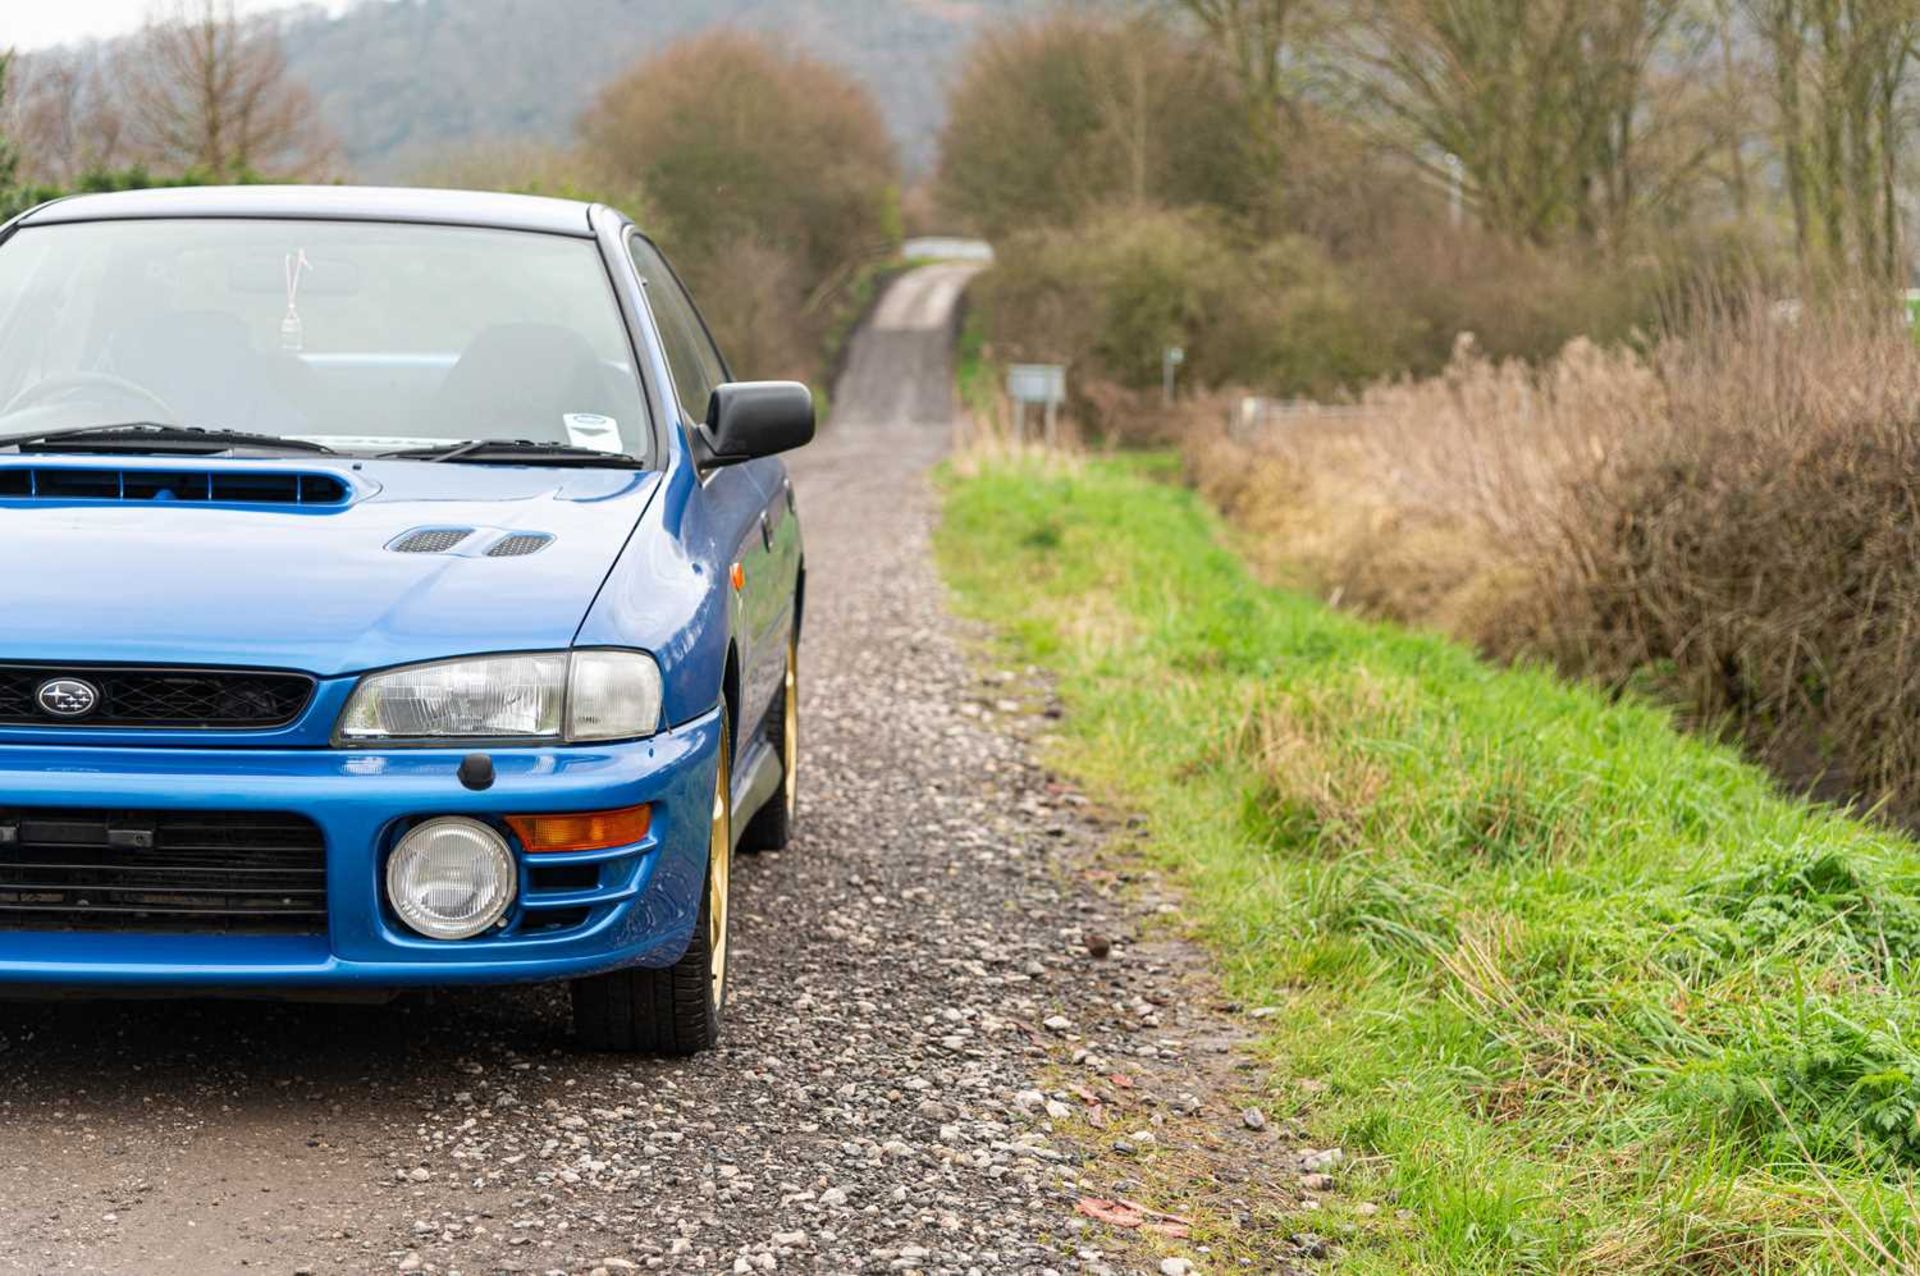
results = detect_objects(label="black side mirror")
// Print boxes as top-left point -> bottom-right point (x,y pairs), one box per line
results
700,381 -> 815,466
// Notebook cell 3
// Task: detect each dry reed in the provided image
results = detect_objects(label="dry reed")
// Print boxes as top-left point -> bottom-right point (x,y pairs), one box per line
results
1188,301 -> 1920,814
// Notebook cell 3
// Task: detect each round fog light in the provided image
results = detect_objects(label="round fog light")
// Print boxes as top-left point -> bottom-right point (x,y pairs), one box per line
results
387,817 -> 517,940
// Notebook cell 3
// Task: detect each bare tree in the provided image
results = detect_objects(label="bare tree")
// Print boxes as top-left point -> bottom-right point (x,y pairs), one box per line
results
3,51 -> 132,185
1341,0 -> 1694,246
1172,0 -> 1316,154
1744,0 -> 1920,281
0,55 -> 20,195
1708,0 -> 1759,217
122,0 -> 335,180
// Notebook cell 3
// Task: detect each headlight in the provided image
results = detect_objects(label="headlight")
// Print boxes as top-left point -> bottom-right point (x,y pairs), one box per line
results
387,817 -> 516,939
338,650 -> 663,744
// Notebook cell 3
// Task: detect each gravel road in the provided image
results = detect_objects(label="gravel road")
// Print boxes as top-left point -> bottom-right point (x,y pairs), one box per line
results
0,267 -> 1303,1275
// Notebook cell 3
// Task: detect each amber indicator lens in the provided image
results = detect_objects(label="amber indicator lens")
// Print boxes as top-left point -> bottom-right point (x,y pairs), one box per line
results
505,804 -> 653,853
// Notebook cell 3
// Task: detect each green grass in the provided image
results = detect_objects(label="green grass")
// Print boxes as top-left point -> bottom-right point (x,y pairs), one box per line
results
935,455 -> 1920,1274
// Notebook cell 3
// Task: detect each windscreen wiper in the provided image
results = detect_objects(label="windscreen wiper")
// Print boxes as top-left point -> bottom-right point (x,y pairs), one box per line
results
381,439 -> 645,468
0,423 -> 337,456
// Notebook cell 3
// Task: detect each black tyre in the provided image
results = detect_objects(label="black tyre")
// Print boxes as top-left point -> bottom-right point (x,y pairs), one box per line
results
571,712 -> 732,1054
740,634 -> 798,853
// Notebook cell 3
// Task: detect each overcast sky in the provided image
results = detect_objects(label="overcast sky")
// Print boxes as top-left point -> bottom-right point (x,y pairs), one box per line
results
5,0 -> 353,51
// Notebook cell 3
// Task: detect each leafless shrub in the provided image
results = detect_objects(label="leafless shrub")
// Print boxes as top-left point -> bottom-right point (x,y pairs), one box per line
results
1190,296 -> 1920,813
3,51 -> 132,184
578,30 -> 900,383
935,9 -> 1262,240
581,31 -> 899,288
1559,300 -> 1920,809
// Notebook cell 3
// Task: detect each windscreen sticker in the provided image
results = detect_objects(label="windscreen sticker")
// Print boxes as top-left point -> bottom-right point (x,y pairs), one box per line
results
563,414 -> 623,454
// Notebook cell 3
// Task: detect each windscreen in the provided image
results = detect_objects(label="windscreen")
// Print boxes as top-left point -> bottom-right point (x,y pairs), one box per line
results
0,218 -> 651,458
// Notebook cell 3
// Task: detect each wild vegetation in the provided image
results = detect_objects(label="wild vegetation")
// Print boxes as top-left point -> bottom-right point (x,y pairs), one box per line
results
936,2 -> 1920,813
935,7 -> 1920,1263
0,0 -> 335,219
1189,300 -> 1920,821
939,2 -> 1920,410
940,3 -> 1743,402
5,0 -> 335,184
940,453 -> 1920,1272
578,32 -> 901,383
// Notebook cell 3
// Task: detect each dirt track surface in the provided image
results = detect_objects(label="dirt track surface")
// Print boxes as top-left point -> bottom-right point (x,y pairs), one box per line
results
0,267 -> 1296,1275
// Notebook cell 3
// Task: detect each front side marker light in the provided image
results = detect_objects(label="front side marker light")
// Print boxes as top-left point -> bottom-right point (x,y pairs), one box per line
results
506,804 -> 652,854
565,650 -> 664,742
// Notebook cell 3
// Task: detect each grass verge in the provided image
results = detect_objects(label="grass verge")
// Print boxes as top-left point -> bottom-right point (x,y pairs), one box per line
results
954,304 -> 998,425
935,454 -> 1920,1274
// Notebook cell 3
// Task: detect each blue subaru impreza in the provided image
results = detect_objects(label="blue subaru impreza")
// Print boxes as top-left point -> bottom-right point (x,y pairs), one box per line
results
0,185 -> 811,1054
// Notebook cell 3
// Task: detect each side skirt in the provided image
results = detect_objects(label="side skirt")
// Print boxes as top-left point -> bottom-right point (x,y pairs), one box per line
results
730,734 -> 783,848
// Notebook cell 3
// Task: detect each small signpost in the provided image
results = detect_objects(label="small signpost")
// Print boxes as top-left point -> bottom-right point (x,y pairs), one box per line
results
1162,346 -> 1186,407
1007,363 -> 1068,446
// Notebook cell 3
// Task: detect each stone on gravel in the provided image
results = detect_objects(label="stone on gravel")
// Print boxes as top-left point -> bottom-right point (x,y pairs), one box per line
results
1243,1107 -> 1268,1131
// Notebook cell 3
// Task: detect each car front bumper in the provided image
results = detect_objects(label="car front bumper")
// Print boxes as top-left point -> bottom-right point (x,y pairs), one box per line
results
0,708 -> 722,989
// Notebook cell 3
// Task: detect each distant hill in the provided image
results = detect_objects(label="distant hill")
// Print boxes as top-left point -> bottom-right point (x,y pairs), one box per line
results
269,0 -> 1041,177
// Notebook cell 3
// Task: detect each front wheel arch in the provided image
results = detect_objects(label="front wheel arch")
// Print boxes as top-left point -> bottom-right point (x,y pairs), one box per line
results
720,642 -> 741,758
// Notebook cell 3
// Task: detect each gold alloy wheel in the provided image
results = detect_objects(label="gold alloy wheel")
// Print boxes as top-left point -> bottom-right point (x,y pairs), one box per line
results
782,637 -> 799,822
708,728 -> 732,1006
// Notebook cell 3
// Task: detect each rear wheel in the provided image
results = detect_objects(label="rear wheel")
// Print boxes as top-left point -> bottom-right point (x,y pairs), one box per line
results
741,633 -> 799,852
571,712 -> 731,1054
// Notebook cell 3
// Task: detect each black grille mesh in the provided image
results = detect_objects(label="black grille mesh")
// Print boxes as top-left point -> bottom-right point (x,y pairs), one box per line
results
390,527 -> 473,554
0,666 -> 314,728
0,808 -> 327,934
487,533 -> 554,558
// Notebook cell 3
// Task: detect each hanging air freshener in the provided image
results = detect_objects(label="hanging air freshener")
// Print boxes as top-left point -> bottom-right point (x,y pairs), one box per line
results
282,248 -> 313,351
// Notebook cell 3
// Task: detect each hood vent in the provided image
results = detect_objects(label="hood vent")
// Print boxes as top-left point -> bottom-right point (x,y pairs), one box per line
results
487,532 -> 555,558
0,466 -> 351,507
389,527 -> 474,554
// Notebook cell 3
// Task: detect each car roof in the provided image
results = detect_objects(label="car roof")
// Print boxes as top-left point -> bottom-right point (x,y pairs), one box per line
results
18,184 -> 600,237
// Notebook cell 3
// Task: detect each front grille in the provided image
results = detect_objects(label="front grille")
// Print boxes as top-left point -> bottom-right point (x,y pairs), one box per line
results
0,665 -> 314,729
0,809 -> 327,934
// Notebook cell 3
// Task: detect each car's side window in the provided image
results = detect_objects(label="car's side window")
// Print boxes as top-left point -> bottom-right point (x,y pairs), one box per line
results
627,237 -> 727,425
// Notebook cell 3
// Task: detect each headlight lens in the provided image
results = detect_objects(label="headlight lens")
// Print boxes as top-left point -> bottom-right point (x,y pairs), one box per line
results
338,650 -> 663,744
386,817 -> 517,939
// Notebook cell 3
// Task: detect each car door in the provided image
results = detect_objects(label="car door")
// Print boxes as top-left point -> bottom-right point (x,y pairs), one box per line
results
626,236 -> 783,740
